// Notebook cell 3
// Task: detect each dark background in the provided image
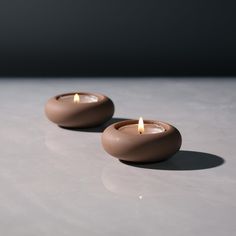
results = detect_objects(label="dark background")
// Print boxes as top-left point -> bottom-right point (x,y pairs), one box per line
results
0,0 -> 235,77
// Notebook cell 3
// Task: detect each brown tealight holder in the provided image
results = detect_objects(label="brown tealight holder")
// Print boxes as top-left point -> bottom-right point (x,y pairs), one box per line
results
45,92 -> 114,128
101,120 -> 182,163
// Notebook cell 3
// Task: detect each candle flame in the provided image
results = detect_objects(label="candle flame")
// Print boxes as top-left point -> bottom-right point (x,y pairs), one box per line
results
138,117 -> 144,134
74,93 -> 80,103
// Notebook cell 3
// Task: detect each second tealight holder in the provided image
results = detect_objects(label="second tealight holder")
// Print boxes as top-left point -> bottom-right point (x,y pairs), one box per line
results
102,119 -> 182,163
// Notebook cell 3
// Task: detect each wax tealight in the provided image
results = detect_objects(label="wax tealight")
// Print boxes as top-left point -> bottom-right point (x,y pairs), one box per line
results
59,94 -> 98,103
119,123 -> 165,135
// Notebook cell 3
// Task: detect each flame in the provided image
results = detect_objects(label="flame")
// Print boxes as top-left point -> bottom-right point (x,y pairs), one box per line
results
74,93 -> 80,103
138,117 -> 144,134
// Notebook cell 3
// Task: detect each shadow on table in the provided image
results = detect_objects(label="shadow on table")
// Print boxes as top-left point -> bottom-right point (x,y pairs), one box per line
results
121,150 -> 225,171
59,117 -> 128,133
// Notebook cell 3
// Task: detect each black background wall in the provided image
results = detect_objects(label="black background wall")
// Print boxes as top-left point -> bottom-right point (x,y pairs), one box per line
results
0,0 -> 235,76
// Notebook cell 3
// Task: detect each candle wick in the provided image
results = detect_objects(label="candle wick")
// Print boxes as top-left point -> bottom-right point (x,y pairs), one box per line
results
139,131 -> 142,134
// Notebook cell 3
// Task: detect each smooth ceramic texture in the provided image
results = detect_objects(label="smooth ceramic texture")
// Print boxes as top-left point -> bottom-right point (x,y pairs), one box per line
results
0,78 -> 235,236
102,120 -> 182,162
45,92 -> 114,128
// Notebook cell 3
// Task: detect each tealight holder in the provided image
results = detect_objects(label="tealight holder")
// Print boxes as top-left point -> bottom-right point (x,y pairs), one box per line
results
45,92 -> 114,128
102,119 -> 182,163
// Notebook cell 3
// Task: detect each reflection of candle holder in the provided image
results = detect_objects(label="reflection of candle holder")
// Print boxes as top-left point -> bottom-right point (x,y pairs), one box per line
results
102,162 -> 176,198
45,92 -> 114,128
44,126 -> 95,157
102,119 -> 182,163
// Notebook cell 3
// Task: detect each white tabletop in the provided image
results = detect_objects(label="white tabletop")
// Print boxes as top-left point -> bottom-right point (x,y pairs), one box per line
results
0,78 -> 235,236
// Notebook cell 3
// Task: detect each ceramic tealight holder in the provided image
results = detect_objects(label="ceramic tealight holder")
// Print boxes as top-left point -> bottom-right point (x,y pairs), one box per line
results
45,92 -> 114,128
102,118 -> 182,163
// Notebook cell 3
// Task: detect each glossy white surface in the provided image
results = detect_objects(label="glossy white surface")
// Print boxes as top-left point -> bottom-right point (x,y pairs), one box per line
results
0,78 -> 235,236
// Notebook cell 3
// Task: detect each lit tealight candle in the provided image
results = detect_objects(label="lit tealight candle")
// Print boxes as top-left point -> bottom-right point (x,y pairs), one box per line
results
102,118 -> 182,163
59,93 -> 98,104
119,117 -> 165,135
45,92 -> 114,128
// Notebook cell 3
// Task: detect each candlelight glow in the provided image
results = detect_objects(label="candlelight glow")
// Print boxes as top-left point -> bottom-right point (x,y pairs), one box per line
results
74,93 -> 80,103
138,117 -> 144,134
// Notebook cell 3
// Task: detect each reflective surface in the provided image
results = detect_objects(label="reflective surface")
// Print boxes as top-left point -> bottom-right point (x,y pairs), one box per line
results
0,78 -> 235,236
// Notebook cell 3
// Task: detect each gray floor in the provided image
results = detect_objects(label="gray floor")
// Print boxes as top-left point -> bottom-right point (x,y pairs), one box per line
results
0,78 -> 236,236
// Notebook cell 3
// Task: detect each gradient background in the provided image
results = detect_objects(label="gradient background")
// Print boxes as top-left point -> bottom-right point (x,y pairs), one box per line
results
0,0 -> 235,76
